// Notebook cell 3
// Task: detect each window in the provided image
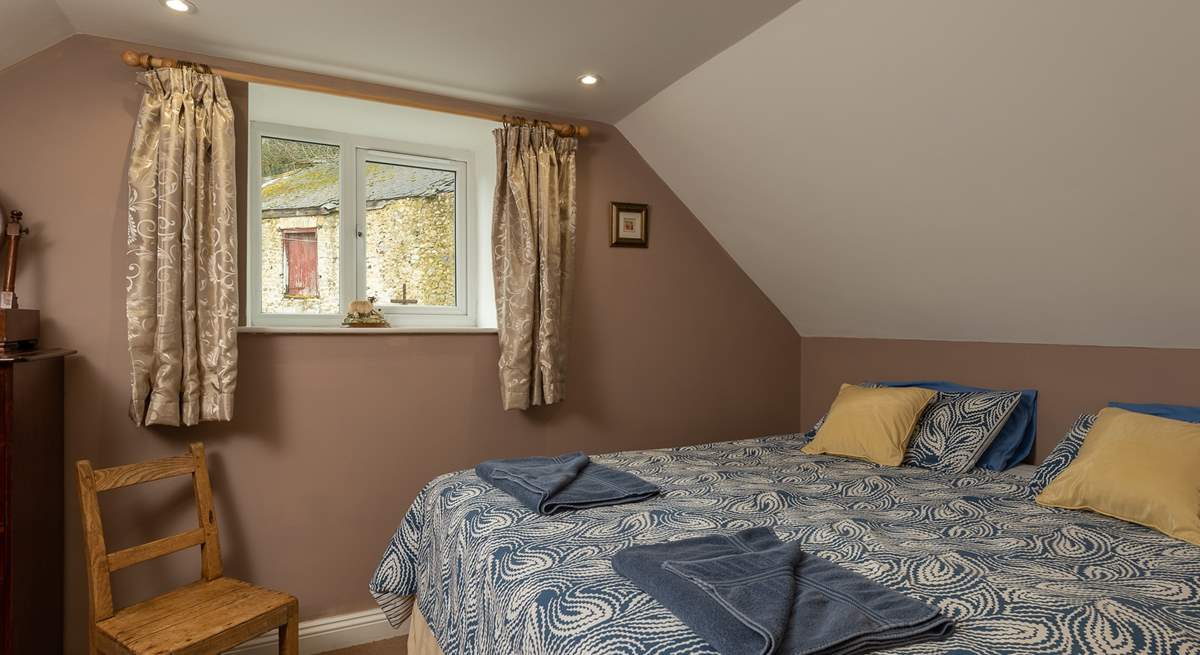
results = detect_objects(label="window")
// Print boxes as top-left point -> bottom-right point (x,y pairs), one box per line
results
248,123 -> 475,328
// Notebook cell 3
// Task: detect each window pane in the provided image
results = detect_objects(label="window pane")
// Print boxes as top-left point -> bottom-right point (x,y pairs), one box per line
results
259,136 -> 340,314
363,161 -> 457,307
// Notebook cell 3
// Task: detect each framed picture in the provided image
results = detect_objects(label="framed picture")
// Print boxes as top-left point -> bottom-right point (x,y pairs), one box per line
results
610,202 -> 649,248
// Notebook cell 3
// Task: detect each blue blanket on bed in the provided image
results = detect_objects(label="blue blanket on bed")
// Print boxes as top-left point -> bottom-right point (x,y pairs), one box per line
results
475,452 -> 659,515
370,435 -> 1200,654
614,527 -> 952,655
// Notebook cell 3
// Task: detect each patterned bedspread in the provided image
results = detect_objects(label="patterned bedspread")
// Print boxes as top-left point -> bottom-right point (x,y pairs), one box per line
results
369,435 -> 1200,654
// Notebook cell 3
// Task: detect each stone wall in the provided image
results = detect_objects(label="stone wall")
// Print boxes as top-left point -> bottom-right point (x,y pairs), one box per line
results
260,192 -> 456,315
365,193 -> 456,307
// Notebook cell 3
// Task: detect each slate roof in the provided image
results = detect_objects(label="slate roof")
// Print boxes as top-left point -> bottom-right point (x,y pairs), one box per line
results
261,162 -> 455,213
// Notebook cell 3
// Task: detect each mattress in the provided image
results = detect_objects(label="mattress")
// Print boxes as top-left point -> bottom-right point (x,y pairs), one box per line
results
370,435 -> 1200,654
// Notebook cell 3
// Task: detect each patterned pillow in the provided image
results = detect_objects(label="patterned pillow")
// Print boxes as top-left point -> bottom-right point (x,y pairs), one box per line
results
1029,414 -> 1097,496
798,414 -> 825,446
903,391 -> 1022,473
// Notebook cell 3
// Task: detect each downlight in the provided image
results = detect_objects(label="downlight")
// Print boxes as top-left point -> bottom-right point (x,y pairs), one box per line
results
162,0 -> 197,13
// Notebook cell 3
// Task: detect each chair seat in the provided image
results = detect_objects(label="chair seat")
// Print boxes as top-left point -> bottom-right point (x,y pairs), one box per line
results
97,577 -> 296,654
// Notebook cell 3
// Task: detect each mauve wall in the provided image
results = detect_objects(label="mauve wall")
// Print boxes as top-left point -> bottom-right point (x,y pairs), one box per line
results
0,35 -> 804,652
801,337 -> 1200,461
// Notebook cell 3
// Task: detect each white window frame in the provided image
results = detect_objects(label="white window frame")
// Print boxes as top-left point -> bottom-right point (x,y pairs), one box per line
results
247,121 -> 476,328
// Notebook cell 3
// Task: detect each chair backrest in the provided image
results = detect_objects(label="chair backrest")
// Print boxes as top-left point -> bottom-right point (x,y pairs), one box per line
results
75,442 -> 223,623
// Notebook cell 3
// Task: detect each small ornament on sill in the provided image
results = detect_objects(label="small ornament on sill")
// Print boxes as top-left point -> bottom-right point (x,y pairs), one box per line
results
342,296 -> 390,328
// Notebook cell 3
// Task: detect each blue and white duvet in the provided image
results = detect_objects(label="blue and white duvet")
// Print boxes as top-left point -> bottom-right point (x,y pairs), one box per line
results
370,435 -> 1200,654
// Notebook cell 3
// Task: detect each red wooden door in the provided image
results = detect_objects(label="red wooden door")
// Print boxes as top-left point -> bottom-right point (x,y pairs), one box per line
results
283,230 -> 318,297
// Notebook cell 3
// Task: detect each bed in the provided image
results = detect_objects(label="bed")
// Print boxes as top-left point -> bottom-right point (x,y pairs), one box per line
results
370,434 -> 1200,654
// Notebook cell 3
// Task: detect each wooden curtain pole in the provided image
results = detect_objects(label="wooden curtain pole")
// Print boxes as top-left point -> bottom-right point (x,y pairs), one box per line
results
119,50 -> 590,138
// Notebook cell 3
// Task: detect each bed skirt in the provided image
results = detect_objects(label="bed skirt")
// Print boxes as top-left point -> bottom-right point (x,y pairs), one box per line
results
408,603 -> 445,655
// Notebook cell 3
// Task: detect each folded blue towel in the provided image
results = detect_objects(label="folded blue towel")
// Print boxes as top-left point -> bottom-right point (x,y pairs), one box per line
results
613,528 -> 953,655
475,452 -> 659,515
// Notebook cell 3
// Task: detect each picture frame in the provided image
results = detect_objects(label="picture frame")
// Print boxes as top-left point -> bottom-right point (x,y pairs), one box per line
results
610,202 -> 649,248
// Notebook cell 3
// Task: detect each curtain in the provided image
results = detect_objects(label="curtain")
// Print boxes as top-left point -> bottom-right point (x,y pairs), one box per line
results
126,68 -> 238,426
492,125 -> 578,410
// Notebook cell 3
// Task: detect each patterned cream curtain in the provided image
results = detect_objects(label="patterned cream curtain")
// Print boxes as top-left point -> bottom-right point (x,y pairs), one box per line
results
126,68 -> 238,426
492,125 -> 578,410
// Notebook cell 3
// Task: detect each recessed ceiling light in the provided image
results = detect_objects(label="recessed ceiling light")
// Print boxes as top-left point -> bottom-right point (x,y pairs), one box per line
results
578,73 -> 600,86
162,0 -> 197,13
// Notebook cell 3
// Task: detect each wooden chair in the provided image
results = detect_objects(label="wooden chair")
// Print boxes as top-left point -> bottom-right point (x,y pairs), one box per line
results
75,443 -> 298,655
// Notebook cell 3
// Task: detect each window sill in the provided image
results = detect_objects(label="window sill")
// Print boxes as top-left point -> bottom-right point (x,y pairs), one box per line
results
238,326 -> 497,335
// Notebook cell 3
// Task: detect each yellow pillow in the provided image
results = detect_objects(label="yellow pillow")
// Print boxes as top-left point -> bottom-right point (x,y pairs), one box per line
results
1036,407 -> 1200,546
802,383 -> 936,466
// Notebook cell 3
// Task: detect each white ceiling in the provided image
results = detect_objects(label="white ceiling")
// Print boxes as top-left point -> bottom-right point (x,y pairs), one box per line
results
620,0 -> 1200,349
2,0 -> 797,122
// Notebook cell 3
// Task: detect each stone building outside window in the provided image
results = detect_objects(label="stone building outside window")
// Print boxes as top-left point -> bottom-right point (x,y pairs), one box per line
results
258,149 -> 458,317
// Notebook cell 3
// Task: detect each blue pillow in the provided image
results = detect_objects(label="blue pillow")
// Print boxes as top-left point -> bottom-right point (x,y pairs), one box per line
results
1107,402 -> 1200,424
874,380 -> 1037,471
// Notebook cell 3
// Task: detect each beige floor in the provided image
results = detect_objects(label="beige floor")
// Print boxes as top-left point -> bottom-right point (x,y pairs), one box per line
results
318,636 -> 407,655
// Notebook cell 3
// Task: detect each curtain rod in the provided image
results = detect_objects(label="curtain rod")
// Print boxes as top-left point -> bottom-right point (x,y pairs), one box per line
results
119,50 -> 590,139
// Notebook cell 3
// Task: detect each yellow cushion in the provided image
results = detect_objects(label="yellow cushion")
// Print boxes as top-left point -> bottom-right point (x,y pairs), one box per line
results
1036,407 -> 1200,546
802,383 -> 936,466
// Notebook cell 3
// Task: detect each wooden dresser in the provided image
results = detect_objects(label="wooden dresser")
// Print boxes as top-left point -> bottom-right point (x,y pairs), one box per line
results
0,349 -> 71,655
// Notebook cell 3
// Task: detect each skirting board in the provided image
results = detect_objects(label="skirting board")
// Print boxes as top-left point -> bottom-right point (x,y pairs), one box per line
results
226,607 -> 407,655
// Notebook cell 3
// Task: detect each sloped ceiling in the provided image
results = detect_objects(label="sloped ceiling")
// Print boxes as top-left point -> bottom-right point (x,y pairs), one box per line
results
0,0 -> 73,71
620,1 -> 1200,348
3,0 -> 797,122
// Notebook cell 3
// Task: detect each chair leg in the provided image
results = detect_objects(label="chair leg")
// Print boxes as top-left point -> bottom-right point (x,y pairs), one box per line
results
279,600 -> 299,655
